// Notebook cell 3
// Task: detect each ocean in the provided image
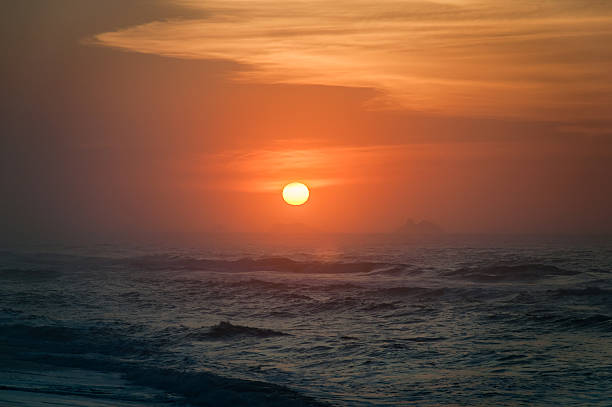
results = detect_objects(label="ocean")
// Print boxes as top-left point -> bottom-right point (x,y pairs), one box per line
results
1,236 -> 611,406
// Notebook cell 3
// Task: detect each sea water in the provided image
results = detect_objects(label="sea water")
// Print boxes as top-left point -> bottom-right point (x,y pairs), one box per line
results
1,236 -> 611,406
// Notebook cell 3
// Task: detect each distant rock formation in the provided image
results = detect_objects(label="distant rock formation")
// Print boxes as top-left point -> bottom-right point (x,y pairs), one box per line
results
395,219 -> 443,235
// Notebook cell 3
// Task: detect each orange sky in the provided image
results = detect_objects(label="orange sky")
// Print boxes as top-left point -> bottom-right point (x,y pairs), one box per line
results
1,0 -> 611,243
94,0 -> 612,121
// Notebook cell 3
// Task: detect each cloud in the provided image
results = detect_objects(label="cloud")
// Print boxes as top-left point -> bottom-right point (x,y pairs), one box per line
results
93,0 -> 612,121
190,144 -> 416,192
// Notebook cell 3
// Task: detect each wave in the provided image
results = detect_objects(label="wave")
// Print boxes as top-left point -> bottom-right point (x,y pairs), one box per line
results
551,287 -> 612,298
0,323 -> 75,342
187,321 -> 289,340
123,256 -> 586,284
125,254 -> 394,274
559,314 -> 611,330
490,312 -> 612,332
535,313 -> 612,331
125,367 -> 329,407
360,301 -> 401,311
227,278 -> 293,290
382,336 -> 446,347
366,266 -> 410,276
444,263 -> 578,282
0,268 -> 60,279
0,307 -> 23,316
5,351 -> 327,407
0,322 -> 324,406
188,279 -> 358,297
0,323 -> 156,357
2,252 -> 591,283
318,282 -> 361,290
372,286 -> 445,299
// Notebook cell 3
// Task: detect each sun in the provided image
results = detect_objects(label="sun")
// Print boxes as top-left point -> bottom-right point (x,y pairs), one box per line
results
282,182 -> 310,206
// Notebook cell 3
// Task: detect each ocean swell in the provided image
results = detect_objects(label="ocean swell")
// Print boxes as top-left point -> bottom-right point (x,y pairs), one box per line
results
187,321 -> 289,340
0,321 -> 323,406
444,264 -> 578,282
125,255 -> 394,274
125,367 -> 328,407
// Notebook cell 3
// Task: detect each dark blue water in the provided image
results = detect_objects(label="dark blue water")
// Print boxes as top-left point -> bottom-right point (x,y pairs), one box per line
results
1,238 -> 611,406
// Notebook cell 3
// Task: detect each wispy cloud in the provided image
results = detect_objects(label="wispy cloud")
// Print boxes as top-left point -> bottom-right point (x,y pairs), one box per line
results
93,0 -> 612,121
191,144 -> 417,192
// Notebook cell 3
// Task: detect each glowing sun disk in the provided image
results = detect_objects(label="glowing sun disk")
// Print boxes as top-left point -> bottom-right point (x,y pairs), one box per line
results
282,182 -> 309,205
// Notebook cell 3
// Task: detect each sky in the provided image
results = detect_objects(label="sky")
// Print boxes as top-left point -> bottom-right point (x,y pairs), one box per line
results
1,0 -> 612,243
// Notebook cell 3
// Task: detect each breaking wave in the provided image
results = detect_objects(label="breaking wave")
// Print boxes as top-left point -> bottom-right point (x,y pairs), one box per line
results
188,321 -> 288,340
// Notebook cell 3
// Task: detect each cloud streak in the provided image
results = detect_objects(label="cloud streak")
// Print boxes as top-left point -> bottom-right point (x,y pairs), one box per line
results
93,0 -> 612,121
191,144 -> 416,192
